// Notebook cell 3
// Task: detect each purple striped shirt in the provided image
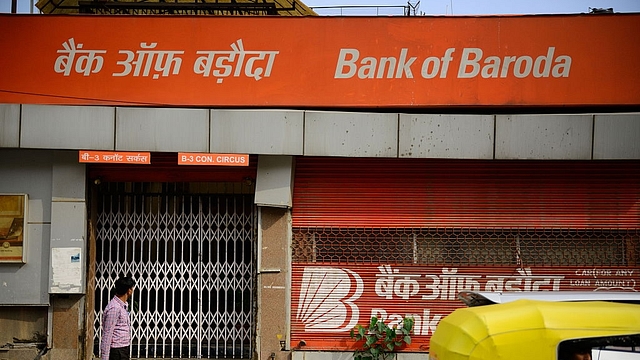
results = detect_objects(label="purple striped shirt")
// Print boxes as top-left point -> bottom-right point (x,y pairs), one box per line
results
100,296 -> 131,360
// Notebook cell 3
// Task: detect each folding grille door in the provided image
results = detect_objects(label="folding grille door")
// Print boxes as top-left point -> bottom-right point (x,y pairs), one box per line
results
93,183 -> 256,359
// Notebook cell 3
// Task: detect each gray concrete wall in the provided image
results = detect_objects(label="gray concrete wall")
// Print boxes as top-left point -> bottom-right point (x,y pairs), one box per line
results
0,149 -> 87,360
21,106 -> 115,150
0,149 -> 54,305
0,104 -> 20,148
495,114 -> 593,159
399,114 -> 494,158
211,110 -> 304,155
3,104 -> 639,160
0,149 -> 53,359
304,111 -> 398,157
255,155 -> 294,208
593,113 -> 640,159
116,108 -> 209,152
0,150 -> 87,302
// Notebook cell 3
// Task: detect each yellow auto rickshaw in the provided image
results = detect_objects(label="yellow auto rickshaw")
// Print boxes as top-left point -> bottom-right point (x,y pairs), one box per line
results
429,292 -> 640,360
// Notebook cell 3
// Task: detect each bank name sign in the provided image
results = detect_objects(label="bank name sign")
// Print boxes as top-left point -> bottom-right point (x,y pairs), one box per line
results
335,46 -> 570,80
0,14 -> 638,107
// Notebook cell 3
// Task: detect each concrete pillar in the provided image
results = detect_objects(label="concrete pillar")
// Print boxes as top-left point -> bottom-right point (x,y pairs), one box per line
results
257,207 -> 291,360
48,151 -> 87,360
50,295 -> 84,360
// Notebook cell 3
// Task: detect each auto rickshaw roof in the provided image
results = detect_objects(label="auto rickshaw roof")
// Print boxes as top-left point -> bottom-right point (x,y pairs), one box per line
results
429,299 -> 640,360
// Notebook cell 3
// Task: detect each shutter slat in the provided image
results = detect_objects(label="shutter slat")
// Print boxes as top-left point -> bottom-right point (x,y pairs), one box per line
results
292,158 -> 640,229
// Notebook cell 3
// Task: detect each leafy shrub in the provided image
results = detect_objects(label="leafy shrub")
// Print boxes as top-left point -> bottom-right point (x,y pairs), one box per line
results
349,316 -> 414,360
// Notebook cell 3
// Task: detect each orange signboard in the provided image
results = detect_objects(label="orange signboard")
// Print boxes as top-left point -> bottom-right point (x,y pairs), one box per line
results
178,153 -> 249,166
79,151 -> 151,164
1,14 -> 639,107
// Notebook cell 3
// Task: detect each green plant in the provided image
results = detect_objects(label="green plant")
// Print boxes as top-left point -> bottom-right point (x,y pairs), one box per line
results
349,316 -> 414,360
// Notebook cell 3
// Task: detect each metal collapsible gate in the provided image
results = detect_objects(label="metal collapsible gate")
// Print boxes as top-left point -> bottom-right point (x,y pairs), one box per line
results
92,183 -> 256,359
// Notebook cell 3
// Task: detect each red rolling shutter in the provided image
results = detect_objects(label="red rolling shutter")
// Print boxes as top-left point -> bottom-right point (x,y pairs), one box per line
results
292,158 -> 640,229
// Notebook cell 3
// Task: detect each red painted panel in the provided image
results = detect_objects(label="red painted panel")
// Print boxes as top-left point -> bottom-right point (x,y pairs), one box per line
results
290,263 -> 640,352
292,158 -> 640,229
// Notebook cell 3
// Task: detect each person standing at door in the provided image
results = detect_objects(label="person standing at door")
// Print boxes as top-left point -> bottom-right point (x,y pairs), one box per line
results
101,276 -> 135,360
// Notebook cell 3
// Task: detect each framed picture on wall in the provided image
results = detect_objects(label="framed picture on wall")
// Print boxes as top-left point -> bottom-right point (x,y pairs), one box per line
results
0,194 -> 28,263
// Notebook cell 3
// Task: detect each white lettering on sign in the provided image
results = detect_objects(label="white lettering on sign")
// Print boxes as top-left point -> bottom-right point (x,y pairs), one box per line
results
334,46 -> 572,80
334,48 -> 418,79
375,265 -> 421,299
53,38 -> 278,83
54,38 -> 107,76
194,39 -> 279,83
458,47 -> 571,78
422,267 -> 482,300
420,48 -> 456,79
575,268 -> 614,278
180,154 -> 214,163
178,153 -> 249,166
483,267 -> 564,293
79,151 -> 150,164
371,308 -> 443,336
216,155 -> 246,164
113,42 -> 184,79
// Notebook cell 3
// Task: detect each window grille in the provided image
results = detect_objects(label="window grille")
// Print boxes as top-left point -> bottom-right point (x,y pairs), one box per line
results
292,227 -> 639,267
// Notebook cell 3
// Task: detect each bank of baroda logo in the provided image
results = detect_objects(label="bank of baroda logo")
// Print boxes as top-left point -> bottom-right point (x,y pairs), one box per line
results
296,267 -> 364,332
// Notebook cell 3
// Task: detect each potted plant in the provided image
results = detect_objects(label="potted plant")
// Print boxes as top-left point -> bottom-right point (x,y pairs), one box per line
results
350,316 -> 414,360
